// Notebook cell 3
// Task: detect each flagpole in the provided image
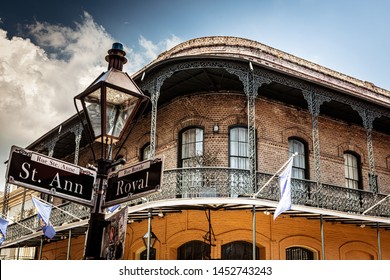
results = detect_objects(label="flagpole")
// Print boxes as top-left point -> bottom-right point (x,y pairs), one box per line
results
252,205 -> 256,260
0,213 -> 35,233
377,223 -> 382,260
320,214 -> 326,260
30,195 -> 82,221
362,194 -> 390,215
252,152 -> 297,199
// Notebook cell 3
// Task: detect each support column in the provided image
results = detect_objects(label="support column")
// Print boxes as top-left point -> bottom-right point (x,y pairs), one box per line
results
39,236 -> 43,260
44,139 -> 58,202
242,70 -> 271,193
252,205 -> 256,260
2,183 -> 11,217
141,73 -> 172,159
351,107 -> 381,193
47,140 -> 57,157
67,229 -> 72,260
320,214 -> 326,260
377,223 -> 382,260
149,88 -> 160,159
247,72 -> 257,193
302,91 -> 331,205
72,124 -> 83,165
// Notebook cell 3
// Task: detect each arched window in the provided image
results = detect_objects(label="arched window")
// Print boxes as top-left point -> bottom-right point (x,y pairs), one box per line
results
140,248 -> 156,260
178,127 -> 204,197
140,143 -> 151,161
286,246 -> 314,260
179,127 -> 204,167
288,138 -> 308,179
229,126 -> 249,169
344,152 -> 362,189
221,241 -> 259,260
177,240 -> 210,260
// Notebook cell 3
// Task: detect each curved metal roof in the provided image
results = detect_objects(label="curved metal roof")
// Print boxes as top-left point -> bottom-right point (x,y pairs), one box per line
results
133,36 -> 390,109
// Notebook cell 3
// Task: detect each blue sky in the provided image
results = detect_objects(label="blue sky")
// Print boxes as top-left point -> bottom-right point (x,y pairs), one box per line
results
1,0 -> 390,190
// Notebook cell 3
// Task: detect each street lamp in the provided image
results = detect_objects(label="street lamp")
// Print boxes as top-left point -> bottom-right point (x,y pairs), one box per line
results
143,231 -> 158,260
142,209 -> 158,260
75,42 -> 148,158
143,231 -> 158,248
74,42 -> 149,259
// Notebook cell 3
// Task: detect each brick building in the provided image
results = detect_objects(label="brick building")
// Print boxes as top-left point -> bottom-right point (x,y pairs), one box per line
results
1,36 -> 390,260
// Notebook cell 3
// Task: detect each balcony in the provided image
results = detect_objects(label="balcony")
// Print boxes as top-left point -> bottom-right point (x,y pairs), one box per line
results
137,167 -> 390,217
2,167 -> 390,245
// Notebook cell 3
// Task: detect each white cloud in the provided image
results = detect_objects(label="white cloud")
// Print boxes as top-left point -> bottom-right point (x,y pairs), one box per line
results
137,34 -> 182,63
0,12 -> 182,192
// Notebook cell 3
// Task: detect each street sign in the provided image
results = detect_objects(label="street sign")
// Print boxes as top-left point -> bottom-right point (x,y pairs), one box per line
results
6,146 -> 96,206
104,157 -> 163,208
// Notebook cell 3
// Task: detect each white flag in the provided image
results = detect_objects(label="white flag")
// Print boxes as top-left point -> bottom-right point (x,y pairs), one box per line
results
32,197 -> 56,238
274,158 -> 294,220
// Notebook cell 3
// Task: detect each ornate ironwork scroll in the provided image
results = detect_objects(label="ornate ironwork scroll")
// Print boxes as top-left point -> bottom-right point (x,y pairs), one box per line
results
71,124 -> 83,165
141,71 -> 175,158
140,60 -> 249,159
2,183 -> 11,217
139,58 -> 387,199
47,139 -> 57,157
302,91 -> 331,205
351,106 -> 382,193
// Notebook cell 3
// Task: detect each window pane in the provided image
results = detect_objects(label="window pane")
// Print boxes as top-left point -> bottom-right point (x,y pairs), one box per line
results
231,142 -> 238,156
239,143 -> 247,156
344,153 -> 360,189
196,142 -> 203,154
181,128 -> 204,166
229,127 -> 249,169
240,128 -> 248,142
286,247 -> 314,260
292,168 -> 305,180
142,144 -> 151,160
288,139 -> 306,179
230,157 -> 238,168
222,241 -> 259,260
196,129 -> 203,141
239,158 -> 247,169
178,241 -> 210,260
230,128 -> 238,141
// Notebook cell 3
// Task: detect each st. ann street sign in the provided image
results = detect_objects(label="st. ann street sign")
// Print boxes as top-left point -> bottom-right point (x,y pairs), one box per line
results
6,146 -> 96,206
104,157 -> 163,208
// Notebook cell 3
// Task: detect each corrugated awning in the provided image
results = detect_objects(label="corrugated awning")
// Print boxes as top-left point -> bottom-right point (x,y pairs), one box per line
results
0,220 -> 88,249
2,197 -> 389,249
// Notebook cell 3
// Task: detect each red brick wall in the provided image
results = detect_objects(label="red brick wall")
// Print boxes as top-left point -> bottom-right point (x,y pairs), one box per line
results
106,92 -> 390,193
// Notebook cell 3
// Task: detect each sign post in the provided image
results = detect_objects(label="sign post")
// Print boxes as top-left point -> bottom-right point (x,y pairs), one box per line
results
5,146 -> 164,259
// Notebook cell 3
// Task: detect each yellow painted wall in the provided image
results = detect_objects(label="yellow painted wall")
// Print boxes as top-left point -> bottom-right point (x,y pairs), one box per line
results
39,209 -> 389,260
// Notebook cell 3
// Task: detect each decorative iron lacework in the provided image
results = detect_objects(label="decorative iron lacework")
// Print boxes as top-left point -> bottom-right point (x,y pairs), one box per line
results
6,58 -> 387,221
302,91 -> 332,204
124,168 -> 390,216
5,202 -> 90,241
139,58 -> 388,197
2,122 -> 85,218
4,168 -> 390,243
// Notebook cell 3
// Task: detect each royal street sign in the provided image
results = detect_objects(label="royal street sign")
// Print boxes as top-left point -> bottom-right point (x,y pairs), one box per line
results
6,146 -> 96,206
104,157 -> 163,208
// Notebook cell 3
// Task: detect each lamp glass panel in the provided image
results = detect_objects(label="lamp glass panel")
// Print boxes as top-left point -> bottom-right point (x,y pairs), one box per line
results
105,86 -> 139,138
143,232 -> 157,248
84,89 -> 102,138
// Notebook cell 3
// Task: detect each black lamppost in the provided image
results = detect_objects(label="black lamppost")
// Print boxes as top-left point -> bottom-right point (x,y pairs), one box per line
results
74,42 -> 149,259
142,209 -> 158,260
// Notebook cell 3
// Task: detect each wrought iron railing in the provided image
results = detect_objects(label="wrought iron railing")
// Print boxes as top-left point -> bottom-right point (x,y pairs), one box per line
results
4,202 -> 90,241
3,167 -> 390,243
131,167 -> 390,217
